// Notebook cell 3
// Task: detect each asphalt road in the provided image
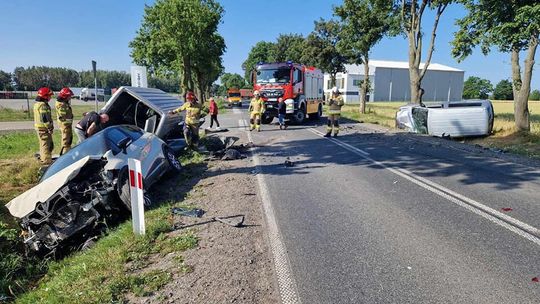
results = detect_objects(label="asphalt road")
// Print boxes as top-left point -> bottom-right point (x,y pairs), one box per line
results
216,106 -> 540,304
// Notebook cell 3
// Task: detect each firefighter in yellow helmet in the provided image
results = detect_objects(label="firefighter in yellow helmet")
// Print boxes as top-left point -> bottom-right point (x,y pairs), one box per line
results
55,87 -> 74,155
325,87 -> 344,137
169,91 -> 203,149
249,90 -> 265,132
34,87 -> 54,164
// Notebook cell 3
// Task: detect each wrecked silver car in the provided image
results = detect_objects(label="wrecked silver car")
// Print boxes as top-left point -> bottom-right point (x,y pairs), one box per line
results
5,125 -> 181,253
396,100 -> 494,137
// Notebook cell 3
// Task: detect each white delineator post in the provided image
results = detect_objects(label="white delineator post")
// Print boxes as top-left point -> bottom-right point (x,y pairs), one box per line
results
128,158 -> 145,235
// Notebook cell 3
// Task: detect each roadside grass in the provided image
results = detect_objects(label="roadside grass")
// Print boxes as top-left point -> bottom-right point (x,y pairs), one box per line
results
339,101 -> 540,159
340,102 -> 405,129
0,105 -> 95,122
0,145 -> 205,303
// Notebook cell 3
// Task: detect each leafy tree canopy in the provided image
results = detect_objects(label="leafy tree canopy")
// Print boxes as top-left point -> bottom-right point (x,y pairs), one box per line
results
462,76 -> 493,99
493,79 -> 514,100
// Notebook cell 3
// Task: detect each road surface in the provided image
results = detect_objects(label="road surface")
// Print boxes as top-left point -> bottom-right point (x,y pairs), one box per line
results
216,106 -> 540,304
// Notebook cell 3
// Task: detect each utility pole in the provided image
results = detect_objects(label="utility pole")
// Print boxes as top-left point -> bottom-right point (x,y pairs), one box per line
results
92,60 -> 98,112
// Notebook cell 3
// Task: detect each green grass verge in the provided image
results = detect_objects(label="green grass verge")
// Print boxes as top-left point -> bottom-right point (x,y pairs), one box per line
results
339,101 -> 540,159
0,148 -> 206,303
0,105 -> 96,122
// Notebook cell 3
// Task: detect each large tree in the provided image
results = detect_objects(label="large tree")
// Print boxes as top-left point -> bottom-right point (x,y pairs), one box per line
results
273,34 -> 306,63
492,79 -> 514,100
399,0 -> 455,104
242,41 -> 276,84
302,19 -> 347,89
130,0 -> 225,98
221,73 -> 246,90
462,76 -> 493,99
0,70 -> 12,90
335,0 -> 396,113
452,0 -> 539,132
13,66 -> 79,91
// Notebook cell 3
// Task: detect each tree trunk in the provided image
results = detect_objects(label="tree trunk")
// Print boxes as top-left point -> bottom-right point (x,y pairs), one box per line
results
360,55 -> 369,114
404,2 -> 446,104
409,65 -> 421,104
513,37 -> 538,132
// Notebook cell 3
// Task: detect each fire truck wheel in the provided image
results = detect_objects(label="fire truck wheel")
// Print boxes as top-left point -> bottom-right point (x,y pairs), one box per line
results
293,105 -> 306,124
261,115 -> 274,124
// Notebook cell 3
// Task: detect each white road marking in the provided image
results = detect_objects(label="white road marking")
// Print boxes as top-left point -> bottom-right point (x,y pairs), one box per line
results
310,128 -> 369,156
308,128 -> 540,247
233,108 -> 243,114
243,119 -> 301,304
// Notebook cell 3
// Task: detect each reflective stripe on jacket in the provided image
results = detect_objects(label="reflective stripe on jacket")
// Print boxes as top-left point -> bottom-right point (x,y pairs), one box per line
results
328,95 -> 344,115
33,101 -> 53,130
55,100 -> 74,126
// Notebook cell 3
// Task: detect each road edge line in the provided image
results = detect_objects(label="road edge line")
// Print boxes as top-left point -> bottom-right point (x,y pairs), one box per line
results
246,119 -> 301,304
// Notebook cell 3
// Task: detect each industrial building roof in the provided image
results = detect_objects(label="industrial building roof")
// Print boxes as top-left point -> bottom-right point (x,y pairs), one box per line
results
344,60 -> 464,75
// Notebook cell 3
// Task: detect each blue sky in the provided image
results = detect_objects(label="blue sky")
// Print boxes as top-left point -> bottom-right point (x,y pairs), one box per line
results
0,0 -> 537,89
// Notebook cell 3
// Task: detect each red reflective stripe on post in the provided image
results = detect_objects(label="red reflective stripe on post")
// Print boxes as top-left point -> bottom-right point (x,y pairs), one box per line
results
138,172 -> 143,190
129,170 -> 136,187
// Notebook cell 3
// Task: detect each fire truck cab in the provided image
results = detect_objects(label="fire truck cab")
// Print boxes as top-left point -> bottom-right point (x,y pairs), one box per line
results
253,61 -> 324,124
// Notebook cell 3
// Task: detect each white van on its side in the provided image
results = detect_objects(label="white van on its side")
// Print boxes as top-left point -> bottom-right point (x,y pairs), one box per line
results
80,88 -> 105,101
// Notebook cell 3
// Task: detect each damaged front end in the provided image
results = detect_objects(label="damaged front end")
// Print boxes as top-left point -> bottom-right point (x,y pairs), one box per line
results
18,160 -> 122,253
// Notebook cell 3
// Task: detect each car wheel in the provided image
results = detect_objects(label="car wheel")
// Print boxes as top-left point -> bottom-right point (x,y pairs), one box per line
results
163,145 -> 182,173
117,168 -> 131,211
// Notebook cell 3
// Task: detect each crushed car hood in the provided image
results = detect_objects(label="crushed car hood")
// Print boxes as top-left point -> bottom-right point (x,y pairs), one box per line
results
6,156 -> 100,218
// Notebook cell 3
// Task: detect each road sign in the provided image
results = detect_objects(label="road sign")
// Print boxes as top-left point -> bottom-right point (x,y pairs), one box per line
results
131,66 -> 148,88
128,158 -> 145,235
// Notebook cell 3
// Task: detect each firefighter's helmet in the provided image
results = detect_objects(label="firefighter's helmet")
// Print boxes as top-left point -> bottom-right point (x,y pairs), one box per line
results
331,87 -> 340,95
58,87 -> 74,99
185,91 -> 196,101
37,87 -> 54,100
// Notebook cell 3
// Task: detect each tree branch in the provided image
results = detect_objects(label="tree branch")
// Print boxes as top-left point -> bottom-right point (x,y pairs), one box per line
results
420,3 -> 447,80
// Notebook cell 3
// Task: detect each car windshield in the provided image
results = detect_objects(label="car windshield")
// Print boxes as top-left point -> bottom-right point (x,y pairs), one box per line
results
256,68 -> 291,84
228,93 -> 241,97
41,133 -> 109,181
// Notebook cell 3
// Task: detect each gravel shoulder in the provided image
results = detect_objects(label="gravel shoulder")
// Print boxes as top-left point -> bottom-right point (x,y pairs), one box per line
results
128,135 -> 278,303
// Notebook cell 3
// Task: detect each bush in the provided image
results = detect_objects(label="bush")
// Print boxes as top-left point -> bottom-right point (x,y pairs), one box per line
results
530,89 -> 540,101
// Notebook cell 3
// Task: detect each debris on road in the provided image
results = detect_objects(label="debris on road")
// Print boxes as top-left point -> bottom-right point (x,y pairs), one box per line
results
221,149 -> 243,160
214,215 -> 245,227
532,277 -> 539,283
171,207 -> 206,218
284,160 -> 295,167
501,207 -> 513,212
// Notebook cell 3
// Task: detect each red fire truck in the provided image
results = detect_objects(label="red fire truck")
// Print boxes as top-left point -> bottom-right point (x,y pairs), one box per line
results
253,61 -> 324,124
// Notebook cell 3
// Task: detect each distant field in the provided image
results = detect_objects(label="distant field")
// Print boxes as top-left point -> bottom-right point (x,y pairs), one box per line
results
340,101 -> 540,158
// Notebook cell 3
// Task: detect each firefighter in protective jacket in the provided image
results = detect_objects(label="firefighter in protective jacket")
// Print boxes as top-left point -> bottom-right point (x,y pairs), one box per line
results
249,90 -> 265,132
325,87 -> 344,137
55,87 -> 74,154
34,87 -> 54,164
169,91 -> 203,149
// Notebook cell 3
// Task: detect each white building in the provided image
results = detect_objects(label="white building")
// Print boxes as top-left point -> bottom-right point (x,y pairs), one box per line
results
323,60 -> 465,104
